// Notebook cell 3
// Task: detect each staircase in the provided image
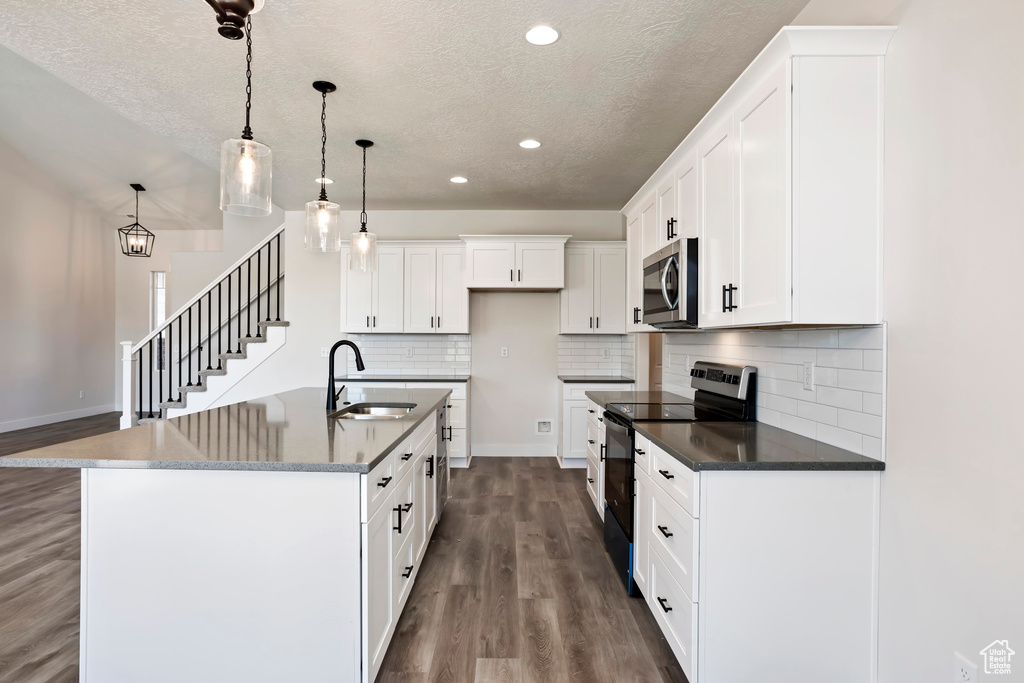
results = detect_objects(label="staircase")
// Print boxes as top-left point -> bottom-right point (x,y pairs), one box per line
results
120,227 -> 288,429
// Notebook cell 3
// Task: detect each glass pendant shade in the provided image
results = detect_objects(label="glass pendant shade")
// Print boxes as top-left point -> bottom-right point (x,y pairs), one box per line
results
220,138 -> 272,216
349,230 -> 378,271
305,199 -> 342,252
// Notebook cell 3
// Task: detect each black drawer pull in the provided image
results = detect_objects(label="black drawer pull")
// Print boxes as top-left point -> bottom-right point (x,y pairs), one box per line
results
634,448 -> 645,456
393,505 -> 403,533
587,477 -> 594,484
402,565 -> 414,579
658,525 -> 673,538
401,452 -> 413,461
658,469 -> 674,480
403,502 -> 413,513
588,439 -> 595,444
377,476 -> 393,488
588,409 -> 595,414
427,456 -> 434,478
657,597 -> 672,613
600,444 -> 605,462
598,417 -> 603,422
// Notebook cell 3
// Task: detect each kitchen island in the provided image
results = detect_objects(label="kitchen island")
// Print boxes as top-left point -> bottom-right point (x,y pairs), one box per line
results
0,387 -> 450,683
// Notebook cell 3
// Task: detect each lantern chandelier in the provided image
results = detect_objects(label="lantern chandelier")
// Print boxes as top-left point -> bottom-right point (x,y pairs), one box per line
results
118,184 -> 155,258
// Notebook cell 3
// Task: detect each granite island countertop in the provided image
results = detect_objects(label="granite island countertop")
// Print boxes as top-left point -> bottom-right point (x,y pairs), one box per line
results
0,387 -> 450,474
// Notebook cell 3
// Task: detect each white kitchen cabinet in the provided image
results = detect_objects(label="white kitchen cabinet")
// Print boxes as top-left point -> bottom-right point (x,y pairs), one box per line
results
343,246 -> 405,333
625,210 -> 655,332
621,27 -> 893,329
633,468 -> 652,596
656,178 -> 675,251
559,243 -> 626,334
362,493 -> 394,682
563,400 -> 589,461
558,381 -> 632,469
462,236 -> 569,290
639,192 -> 659,260
402,245 -> 469,334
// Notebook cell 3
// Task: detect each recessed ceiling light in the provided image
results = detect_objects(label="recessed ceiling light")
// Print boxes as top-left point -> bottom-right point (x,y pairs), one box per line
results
526,26 -> 559,46
519,139 -> 542,149
315,177 -> 334,185
450,176 -> 468,184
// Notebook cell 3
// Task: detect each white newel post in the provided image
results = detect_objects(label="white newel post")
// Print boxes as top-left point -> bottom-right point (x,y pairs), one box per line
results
121,341 -> 136,430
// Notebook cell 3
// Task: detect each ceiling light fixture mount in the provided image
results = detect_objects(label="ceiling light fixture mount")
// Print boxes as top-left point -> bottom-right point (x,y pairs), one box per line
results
118,184 -> 155,258
525,25 -> 559,46
305,81 -> 341,253
205,0 -> 265,40
519,139 -> 542,149
350,140 -> 378,271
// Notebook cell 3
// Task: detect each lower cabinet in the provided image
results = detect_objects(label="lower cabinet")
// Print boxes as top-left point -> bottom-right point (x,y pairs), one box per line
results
632,469 -> 651,595
649,546 -> 698,679
557,382 -> 633,468
363,496 -> 394,681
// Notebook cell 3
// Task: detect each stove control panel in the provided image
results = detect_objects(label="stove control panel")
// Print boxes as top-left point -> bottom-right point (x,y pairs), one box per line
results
689,361 -> 755,400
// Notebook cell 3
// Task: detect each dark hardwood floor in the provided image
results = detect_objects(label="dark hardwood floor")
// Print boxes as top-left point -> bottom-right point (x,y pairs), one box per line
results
380,457 -> 687,683
0,416 -> 685,683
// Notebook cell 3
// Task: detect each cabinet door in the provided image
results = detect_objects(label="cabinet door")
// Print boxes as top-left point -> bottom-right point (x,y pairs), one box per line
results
593,246 -> 626,334
640,192 -> 660,259
363,499 -> 394,681
734,62 -> 792,326
657,177 -> 676,250
372,247 -> 405,333
344,249 -> 373,333
435,247 -> 468,333
633,470 -> 651,595
565,401 -> 590,461
625,211 -> 654,332
516,242 -> 564,288
448,428 -> 467,465
404,247 -> 437,334
559,247 -> 595,334
413,455 -> 428,562
465,241 -> 516,288
422,451 -> 437,542
675,150 -> 699,240
699,118 -> 737,328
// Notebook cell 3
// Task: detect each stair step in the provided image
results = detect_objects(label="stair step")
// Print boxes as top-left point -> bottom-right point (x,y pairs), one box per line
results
240,336 -> 266,344
219,351 -> 247,360
158,401 -> 185,410
259,320 -> 290,328
180,384 -> 207,394
138,417 -> 162,425
199,368 -> 228,377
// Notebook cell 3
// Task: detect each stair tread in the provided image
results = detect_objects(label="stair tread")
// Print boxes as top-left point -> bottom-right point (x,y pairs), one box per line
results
259,320 -> 290,327
240,336 -> 266,344
180,385 -> 207,393
199,368 -> 228,376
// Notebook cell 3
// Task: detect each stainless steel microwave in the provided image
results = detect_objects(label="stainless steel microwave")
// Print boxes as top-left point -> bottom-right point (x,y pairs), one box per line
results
642,239 -> 698,329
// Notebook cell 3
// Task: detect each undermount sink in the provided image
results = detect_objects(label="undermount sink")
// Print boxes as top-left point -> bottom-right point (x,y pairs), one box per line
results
329,403 -> 416,420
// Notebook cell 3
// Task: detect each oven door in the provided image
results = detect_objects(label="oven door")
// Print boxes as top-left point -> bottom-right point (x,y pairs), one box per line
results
603,411 -> 634,540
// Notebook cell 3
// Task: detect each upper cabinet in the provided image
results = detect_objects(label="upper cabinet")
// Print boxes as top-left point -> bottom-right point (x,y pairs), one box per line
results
343,246 -> 405,334
560,243 -> 626,334
463,236 -> 570,290
626,210 -> 656,332
622,26 -> 895,329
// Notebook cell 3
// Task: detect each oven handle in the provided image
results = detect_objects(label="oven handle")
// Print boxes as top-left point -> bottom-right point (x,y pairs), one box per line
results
602,411 -> 632,432
661,255 -> 680,310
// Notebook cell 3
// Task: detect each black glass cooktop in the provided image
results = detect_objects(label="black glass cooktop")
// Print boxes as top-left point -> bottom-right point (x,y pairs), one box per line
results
607,400 -> 747,423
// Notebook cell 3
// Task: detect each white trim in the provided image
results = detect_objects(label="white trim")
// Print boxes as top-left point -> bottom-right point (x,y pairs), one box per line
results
471,445 -> 558,457
459,234 -> 570,243
560,457 -> 587,470
0,404 -> 117,434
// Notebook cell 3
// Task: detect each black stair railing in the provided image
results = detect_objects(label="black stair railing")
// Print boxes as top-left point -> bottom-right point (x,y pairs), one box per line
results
129,227 -> 285,422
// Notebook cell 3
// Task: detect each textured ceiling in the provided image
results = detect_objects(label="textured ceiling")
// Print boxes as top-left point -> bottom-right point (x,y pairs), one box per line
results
0,0 -> 809,212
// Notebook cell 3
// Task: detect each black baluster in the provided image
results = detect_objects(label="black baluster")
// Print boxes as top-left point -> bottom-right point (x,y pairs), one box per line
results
137,349 -> 143,420
186,307 -> 193,386
217,282 -> 223,369
207,291 -> 213,369
196,298 -> 202,387
246,259 -> 252,338
177,315 -> 183,401
166,321 -> 172,405
256,248 -> 262,336
275,233 -> 281,321
157,332 -> 163,410
236,266 -> 243,352
264,243 -> 271,321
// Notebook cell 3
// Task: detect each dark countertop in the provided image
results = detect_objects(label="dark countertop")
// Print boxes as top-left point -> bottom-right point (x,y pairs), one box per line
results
335,376 -> 470,383
585,390 -> 690,405
559,376 -> 635,384
637,421 -> 884,471
0,387 -> 450,474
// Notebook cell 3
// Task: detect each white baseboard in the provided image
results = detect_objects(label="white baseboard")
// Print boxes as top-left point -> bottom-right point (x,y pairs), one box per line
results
471,445 -> 557,457
560,458 -> 587,469
0,404 -> 117,434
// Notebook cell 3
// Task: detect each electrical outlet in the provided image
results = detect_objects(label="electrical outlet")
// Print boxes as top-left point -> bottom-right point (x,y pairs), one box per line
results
602,348 -> 610,359
685,354 -> 691,373
536,419 -> 552,435
320,347 -> 329,358
802,362 -> 815,391
79,390 -> 85,399
954,652 -> 977,683
501,346 -> 509,358
406,347 -> 414,358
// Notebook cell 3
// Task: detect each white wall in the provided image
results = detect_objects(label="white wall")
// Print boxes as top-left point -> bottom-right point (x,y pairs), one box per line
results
0,137 -> 115,431
792,1 -> 1024,680
470,292 -> 559,456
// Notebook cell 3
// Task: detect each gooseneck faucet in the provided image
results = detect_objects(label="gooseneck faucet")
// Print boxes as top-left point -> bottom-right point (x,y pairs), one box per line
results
326,340 -> 365,411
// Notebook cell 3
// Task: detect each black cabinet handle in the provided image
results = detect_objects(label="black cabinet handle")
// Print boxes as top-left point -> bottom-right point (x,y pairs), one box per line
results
438,316 -> 441,327
633,306 -> 640,324
401,452 -> 413,461
447,426 -> 453,441
657,597 -> 673,613
658,469 -> 675,480
511,269 -> 514,282
402,565 -> 414,579
658,525 -> 673,538
590,317 -> 593,329
600,444 -> 605,462
366,315 -> 370,328
730,284 -> 737,311
393,505 -> 403,533
427,456 -> 434,478
588,439 -> 595,444
587,477 -> 594,484
722,284 -> 728,313
596,317 -> 599,328
588,409 -> 595,414
403,502 -> 413,513
634,448 -> 645,456
598,417 -> 603,422
377,476 -> 393,488
667,217 -> 677,239
430,316 -> 434,328
518,269 -> 521,282
373,315 -> 377,327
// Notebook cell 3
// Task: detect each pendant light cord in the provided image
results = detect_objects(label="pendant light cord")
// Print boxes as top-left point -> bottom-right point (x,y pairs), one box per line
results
241,15 -> 253,140
135,189 -> 140,224
360,145 -> 368,231
319,91 -> 328,201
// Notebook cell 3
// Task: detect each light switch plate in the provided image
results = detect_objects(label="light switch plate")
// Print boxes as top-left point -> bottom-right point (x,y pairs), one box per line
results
406,347 -> 414,358
320,347 -> 329,358
501,347 -> 509,358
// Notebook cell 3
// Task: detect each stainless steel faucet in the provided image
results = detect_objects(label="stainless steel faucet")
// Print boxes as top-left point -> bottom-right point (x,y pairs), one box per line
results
326,340 -> 365,411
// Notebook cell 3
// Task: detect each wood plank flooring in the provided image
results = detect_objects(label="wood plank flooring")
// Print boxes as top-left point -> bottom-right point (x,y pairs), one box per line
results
0,413 -> 119,683
0,415 -> 685,683
380,457 -> 688,683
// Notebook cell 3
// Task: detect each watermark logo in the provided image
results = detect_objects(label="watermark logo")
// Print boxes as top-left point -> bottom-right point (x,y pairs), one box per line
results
980,640 -> 1015,676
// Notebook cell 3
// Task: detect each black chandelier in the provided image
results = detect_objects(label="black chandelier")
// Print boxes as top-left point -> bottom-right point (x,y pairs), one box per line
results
118,184 -> 155,258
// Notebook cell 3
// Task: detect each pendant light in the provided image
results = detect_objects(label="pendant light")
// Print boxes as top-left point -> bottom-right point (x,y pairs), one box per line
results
219,14 -> 272,217
350,139 -> 377,271
204,0 -> 264,40
305,81 -> 342,252
118,184 -> 155,257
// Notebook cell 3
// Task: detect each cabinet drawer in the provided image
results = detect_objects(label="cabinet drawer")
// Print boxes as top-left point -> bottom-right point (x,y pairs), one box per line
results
587,419 -> 600,453
362,453 -> 396,523
649,546 -> 698,683
393,469 -> 417,556
650,483 -> 699,602
448,428 -> 467,462
585,458 -> 603,520
650,443 -> 699,518
634,433 -> 651,475
410,382 -> 466,400
565,383 -> 633,399
394,436 -> 416,482
446,399 -> 467,429
393,532 -> 417,614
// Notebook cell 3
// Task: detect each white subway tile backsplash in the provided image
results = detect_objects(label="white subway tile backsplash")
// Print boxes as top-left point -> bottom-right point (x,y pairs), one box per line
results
781,413 -> 818,440
837,409 -> 883,438
797,400 -> 838,426
347,334 -> 471,375
816,386 -> 864,411
799,329 -> 839,348
837,368 -> 883,393
558,334 -> 632,377
816,348 -> 863,370
863,392 -> 883,416
815,423 -> 863,452
838,327 -> 884,349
